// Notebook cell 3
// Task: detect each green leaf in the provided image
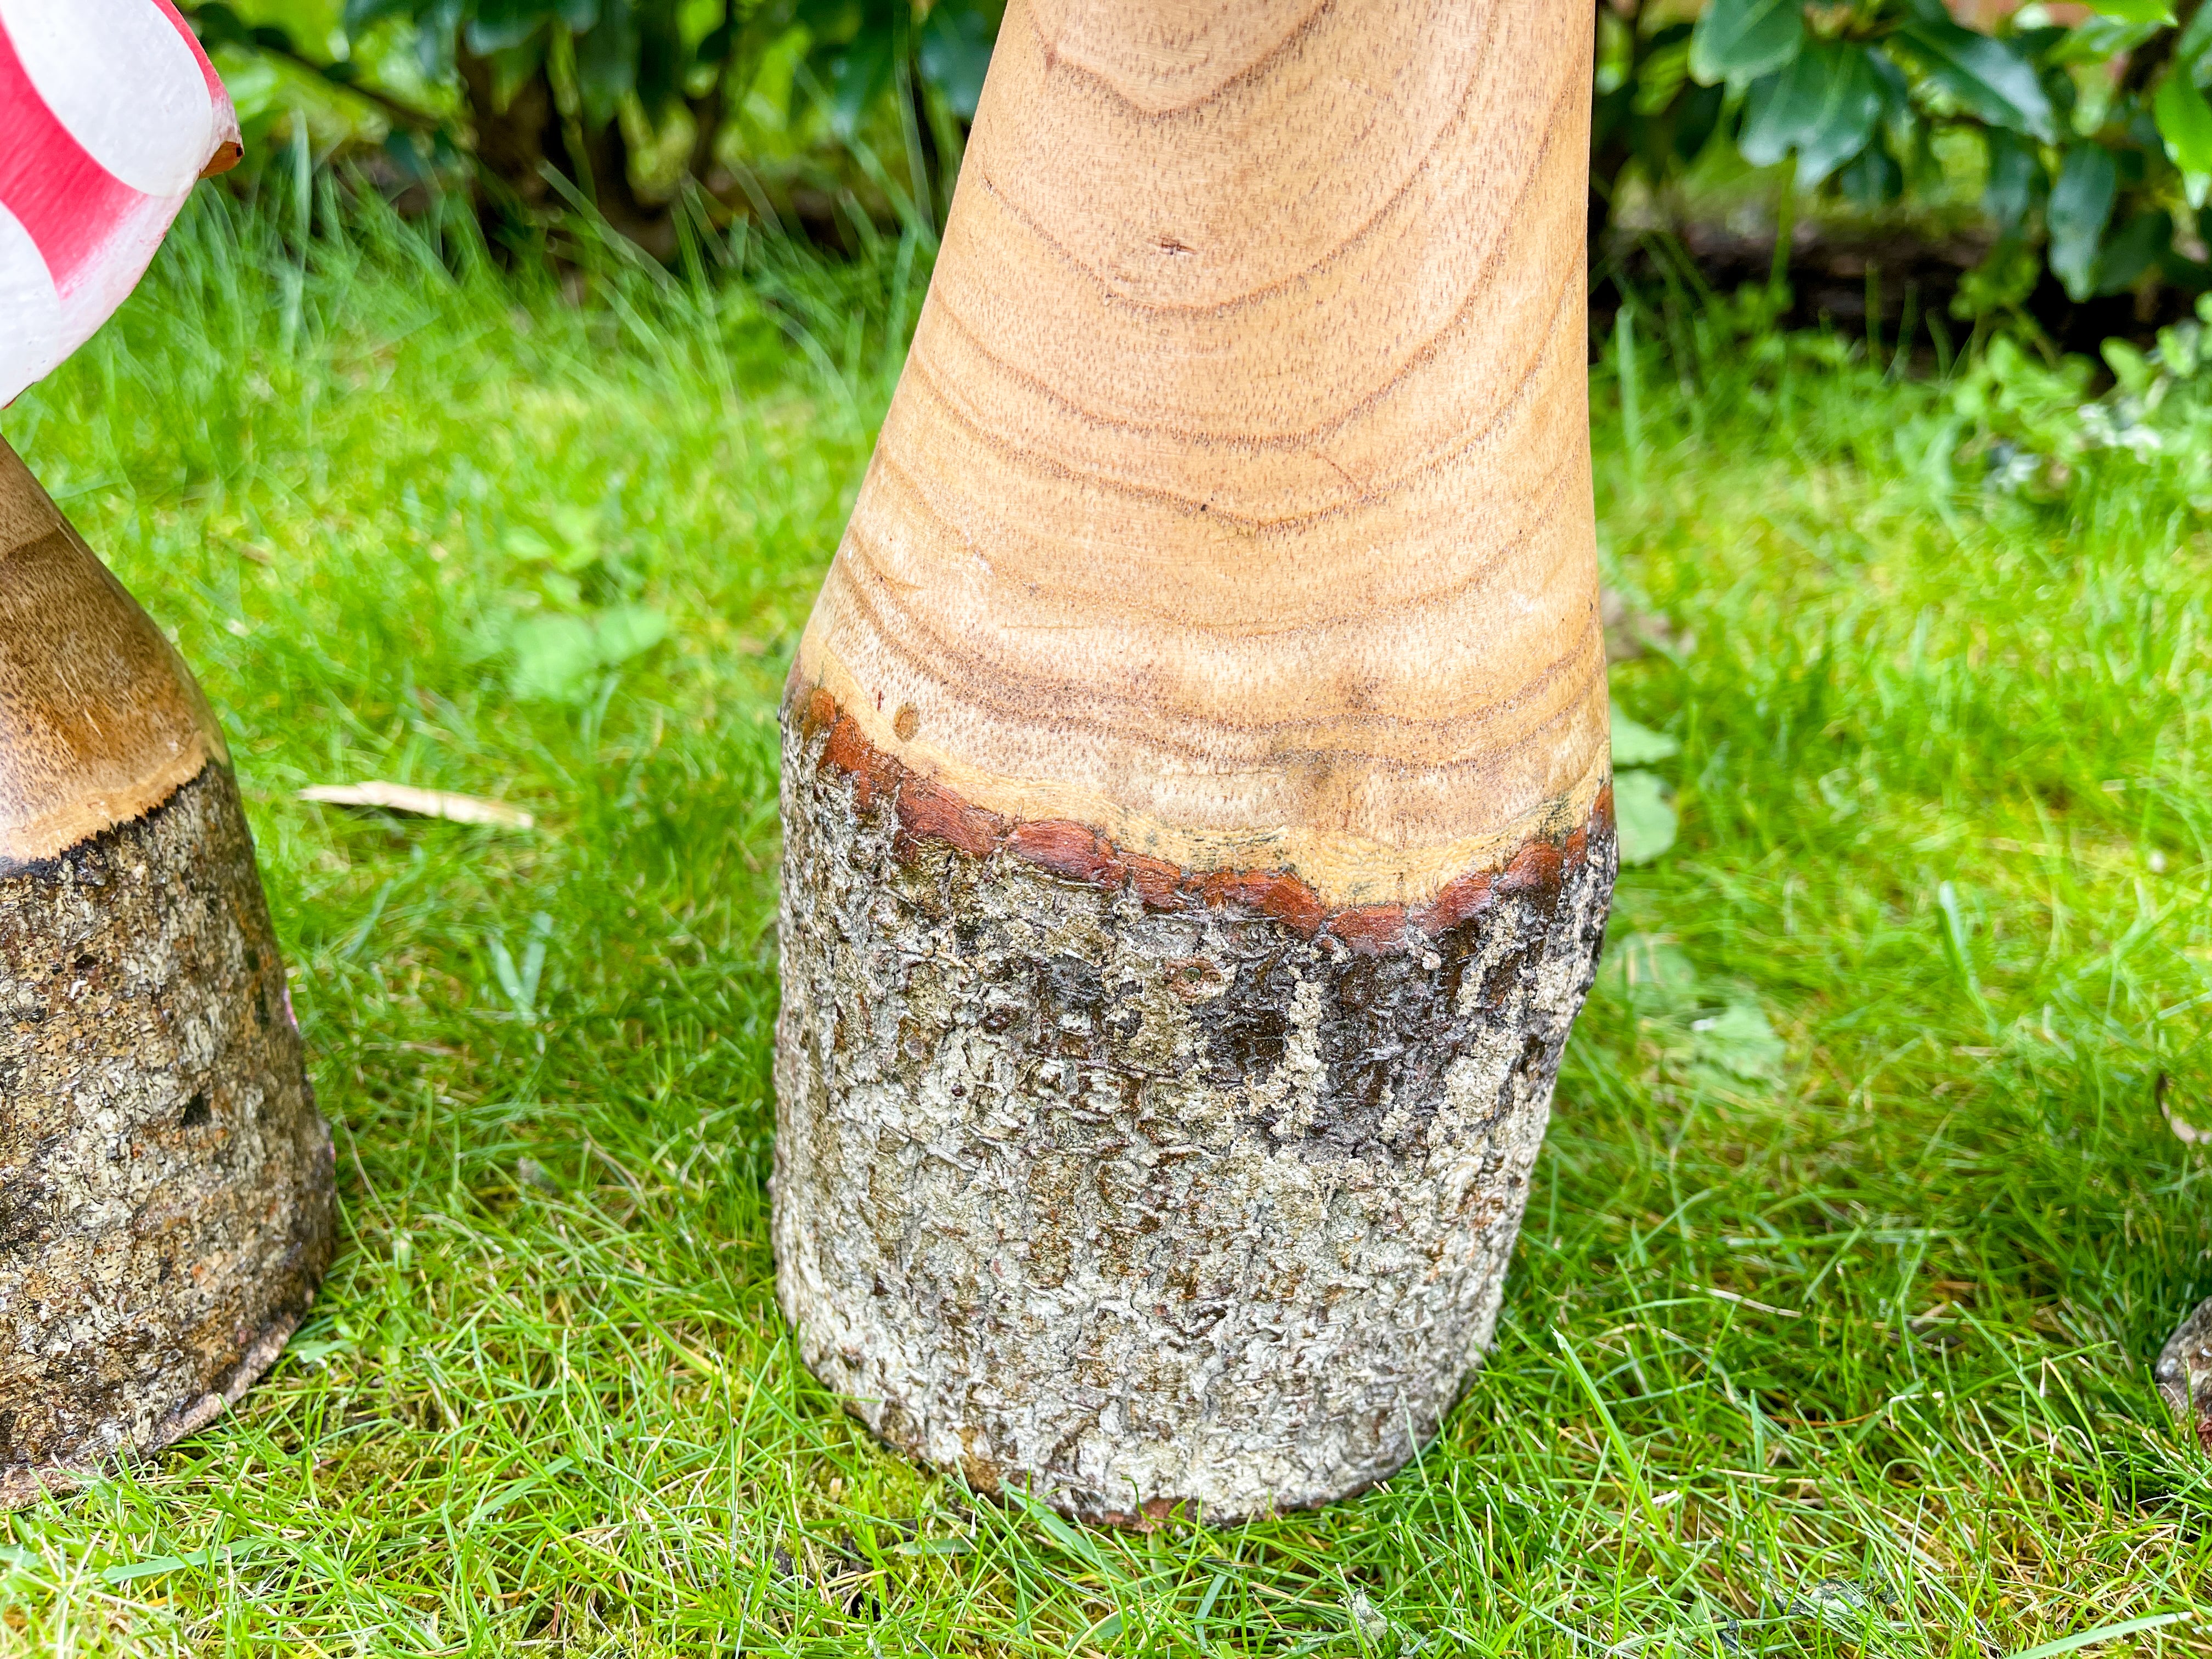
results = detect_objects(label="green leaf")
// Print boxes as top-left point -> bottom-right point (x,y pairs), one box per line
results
193,3 -> 255,48
822,24 -> 897,139
1838,140 -> 1904,207
575,0 -> 639,127
1690,997 -> 1785,1082
501,515 -> 598,573
2158,320 -> 2202,375
2048,144 -> 2119,300
2179,2 -> 2212,75
1689,0 -> 1805,88
2094,208 -> 2171,295
1613,769 -> 1678,866
918,1 -> 997,120
462,1453 -> 573,1523
1738,41 -> 1886,187
465,0 -> 548,53
2157,67 -> 2212,206
509,614 -> 600,702
1934,879 -> 1992,1018
487,911 -> 553,1018
1671,79 -> 1729,163
1634,34 -> 1694,117
633,9 -> 684,111
594,603 -> 669,665
506,606 -> 664,702
1000,1487 -> 1120,1576
2088,0 -> 2174,20
1598,932 -> 1701,1017
2050,13 -> 2163,64
1983,128 -> 2042,230
2003,1613 -> 2195,1659
343,0 -> 422,34
1610,703 -> 1680,766
1894,18 -> 2056,141
2103,337 -> 2158,397
792,0 -> 867,44
99,1543 -> 266,1585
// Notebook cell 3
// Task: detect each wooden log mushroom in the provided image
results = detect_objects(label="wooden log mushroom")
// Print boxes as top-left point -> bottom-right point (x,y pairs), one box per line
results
0,4 -> 332,1506
775,0 -> 1611,1522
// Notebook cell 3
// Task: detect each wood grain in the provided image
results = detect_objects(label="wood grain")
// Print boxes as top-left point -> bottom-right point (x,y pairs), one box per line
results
0,439 -> 219,866
792,0 -> 1605,909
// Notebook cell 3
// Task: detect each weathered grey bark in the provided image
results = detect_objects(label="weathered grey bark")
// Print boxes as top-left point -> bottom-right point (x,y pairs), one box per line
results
0,442 -> 331,1507
774,702 -> 1614,1523
0,761 -> 332,1506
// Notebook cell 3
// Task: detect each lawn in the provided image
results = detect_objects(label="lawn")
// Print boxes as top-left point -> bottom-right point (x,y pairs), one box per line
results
1,196 -> 2209,1657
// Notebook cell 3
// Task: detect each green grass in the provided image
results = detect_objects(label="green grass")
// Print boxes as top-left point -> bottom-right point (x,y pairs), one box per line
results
1,193 -> 2209,1656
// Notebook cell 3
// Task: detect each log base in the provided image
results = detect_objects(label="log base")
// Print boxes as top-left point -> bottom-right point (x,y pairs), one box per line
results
2158,1297 -> 2212,1454
0,761 -> 332,1508
774,695 -> 1614,1523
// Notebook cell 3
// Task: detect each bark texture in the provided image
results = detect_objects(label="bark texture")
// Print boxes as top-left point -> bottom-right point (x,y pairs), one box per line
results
0,761 -> 332,1508
775,699 -> 1615,1523
2158,1296 -> 2212,1453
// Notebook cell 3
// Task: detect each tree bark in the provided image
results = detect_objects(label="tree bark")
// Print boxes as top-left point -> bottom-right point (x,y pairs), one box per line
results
775,0 -> 1609,1523
2159,1296 -> 2212,1453
0,440 -> 332,1507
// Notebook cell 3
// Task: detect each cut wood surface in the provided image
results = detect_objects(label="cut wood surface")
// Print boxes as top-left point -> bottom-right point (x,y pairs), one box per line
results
0,441 -> 220,867
792,0 -> 1605,910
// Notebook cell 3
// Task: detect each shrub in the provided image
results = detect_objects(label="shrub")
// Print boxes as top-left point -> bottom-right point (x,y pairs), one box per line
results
1599,0 -> 2212,312
197,0 -> 2212,313
189,0 -> 1002,251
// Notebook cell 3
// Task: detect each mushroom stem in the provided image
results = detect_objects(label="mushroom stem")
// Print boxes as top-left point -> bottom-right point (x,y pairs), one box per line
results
774,0 -> 1610,1521
0,438 -> 332,1506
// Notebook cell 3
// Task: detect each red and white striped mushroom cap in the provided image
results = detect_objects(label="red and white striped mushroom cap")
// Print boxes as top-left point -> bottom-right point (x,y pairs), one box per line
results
1,0 -> 239,407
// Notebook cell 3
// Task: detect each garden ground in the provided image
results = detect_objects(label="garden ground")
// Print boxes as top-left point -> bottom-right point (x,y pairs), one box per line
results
1,199 -> 2209,1656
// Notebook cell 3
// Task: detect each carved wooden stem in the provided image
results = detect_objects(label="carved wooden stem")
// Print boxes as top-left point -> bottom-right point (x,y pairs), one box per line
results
775,0 -> 1609,1522
0,439 -> 332,1506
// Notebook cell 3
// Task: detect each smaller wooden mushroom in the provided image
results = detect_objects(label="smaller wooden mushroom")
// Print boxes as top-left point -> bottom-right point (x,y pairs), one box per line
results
0,445 -> 332,1506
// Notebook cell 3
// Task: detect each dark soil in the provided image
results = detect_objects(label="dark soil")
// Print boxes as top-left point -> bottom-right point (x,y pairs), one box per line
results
1596,219 -> 2203,358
